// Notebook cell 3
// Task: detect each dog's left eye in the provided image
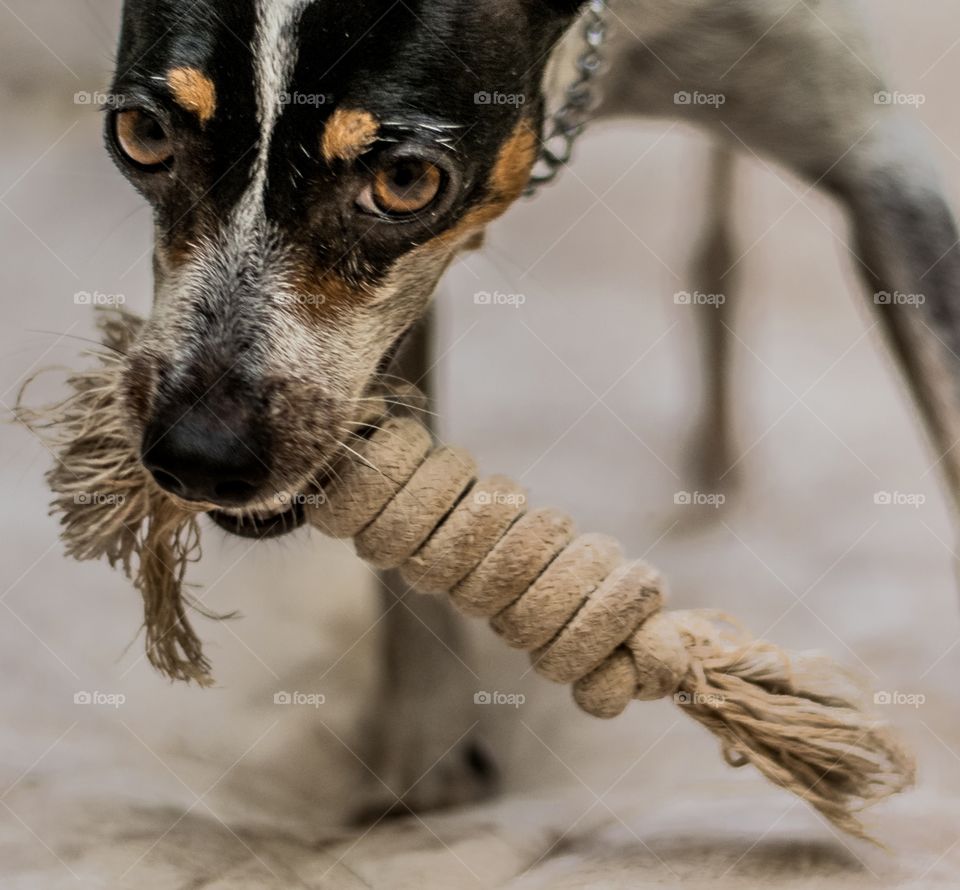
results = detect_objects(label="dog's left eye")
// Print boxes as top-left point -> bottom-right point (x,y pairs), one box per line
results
114,110 -> 174,170
357,158 -> 443,218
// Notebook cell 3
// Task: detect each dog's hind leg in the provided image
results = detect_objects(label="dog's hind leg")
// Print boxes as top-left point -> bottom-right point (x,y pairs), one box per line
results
598,0 -> 960,515
720,108 -> 960,517
688,142 -> 741,490
356,309 -> 498,819
829,122 -> 960,517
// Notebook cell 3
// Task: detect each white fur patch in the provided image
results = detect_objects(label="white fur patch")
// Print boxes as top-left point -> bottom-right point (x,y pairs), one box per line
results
238,0 -> 314,227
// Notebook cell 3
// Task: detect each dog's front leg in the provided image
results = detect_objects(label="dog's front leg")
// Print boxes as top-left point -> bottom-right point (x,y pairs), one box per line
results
356,313 -> 498,819
355,570 -> 497,819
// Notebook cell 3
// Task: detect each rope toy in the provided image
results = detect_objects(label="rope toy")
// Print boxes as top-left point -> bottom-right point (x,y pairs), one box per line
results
18,310 -> 914,840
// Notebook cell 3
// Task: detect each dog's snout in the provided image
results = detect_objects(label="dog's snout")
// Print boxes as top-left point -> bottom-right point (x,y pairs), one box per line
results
141,402 -> 270,507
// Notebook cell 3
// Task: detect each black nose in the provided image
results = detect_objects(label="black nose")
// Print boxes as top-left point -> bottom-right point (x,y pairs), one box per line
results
142,405 -> 270,507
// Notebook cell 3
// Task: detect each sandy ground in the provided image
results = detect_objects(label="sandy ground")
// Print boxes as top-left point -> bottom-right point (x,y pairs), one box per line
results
2,1 -> 960,887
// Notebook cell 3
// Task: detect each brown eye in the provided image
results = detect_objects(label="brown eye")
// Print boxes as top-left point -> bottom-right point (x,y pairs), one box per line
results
114,110 -> 174,169
360,158 -> 443,217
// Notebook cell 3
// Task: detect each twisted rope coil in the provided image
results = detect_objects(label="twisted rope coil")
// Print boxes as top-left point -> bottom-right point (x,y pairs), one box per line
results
311,413 -> 666,717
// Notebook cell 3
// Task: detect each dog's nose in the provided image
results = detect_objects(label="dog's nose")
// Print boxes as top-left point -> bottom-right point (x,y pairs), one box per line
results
141,407 -> 270,507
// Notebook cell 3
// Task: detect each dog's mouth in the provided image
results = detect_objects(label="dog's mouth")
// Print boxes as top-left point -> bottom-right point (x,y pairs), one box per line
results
208,500 -> 308,539
205,481 -> 324,540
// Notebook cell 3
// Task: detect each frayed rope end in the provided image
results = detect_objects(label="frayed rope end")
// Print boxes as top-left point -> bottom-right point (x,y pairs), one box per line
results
15,309 -> 214,686
673,612 -> 915,841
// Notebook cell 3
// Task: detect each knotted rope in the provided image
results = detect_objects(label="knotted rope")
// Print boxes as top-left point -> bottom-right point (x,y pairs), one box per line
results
17,310 -> 914,840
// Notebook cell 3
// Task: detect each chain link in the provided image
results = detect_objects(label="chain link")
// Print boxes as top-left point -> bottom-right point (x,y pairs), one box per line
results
525,0 -> 607,197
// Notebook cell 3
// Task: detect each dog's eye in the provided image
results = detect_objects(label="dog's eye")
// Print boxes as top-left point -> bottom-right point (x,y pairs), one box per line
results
114,110 -> 174,169
358,158 -> 443,217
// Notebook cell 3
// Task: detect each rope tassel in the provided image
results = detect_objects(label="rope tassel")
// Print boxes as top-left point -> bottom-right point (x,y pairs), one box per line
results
18,310 -> 915,840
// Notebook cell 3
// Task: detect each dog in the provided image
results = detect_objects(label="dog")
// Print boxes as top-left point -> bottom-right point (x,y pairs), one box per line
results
105,0 -> 960,814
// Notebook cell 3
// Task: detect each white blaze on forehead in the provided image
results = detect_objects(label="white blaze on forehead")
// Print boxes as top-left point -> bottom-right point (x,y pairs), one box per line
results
238,0 -> 314,226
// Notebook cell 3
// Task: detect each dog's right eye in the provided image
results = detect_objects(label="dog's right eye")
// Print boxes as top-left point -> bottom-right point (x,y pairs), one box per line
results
114,110 -> 174,170
356,157 -> 445,219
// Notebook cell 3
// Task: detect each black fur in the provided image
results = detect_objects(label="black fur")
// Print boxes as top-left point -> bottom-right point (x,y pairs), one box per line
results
109,0 -> 577,286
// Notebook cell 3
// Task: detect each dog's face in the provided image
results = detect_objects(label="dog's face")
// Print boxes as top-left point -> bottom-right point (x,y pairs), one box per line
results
107,0 -> 580,525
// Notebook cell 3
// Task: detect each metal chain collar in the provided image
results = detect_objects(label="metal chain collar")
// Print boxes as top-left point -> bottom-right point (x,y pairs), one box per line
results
526,0 -> 607,197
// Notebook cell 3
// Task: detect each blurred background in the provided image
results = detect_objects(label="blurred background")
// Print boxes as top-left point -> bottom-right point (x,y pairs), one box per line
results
2,1 -> 960,887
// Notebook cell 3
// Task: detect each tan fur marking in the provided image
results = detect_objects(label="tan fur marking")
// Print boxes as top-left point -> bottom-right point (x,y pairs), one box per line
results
428,120 -> 538,250
487,120 -> 539,207
167,67 -> 217,125
322,108 -> 380,164
284,263 -> 370,321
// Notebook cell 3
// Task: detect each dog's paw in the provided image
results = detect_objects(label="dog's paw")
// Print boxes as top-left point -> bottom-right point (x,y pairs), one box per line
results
352,707 -> 498,823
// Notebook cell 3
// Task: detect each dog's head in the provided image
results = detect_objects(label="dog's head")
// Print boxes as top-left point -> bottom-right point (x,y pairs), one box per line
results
107,0 -> 582,528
